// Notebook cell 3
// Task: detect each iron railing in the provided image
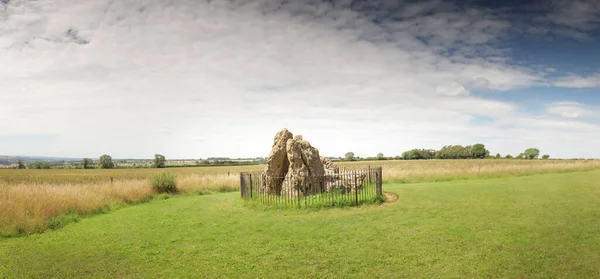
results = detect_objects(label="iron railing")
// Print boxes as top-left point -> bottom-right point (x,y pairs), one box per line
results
240,167 -> 383,208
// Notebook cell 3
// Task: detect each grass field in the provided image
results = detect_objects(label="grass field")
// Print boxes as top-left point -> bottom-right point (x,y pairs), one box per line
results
1,170 -> 599,278
2,159 -> 600,185
1,159 -> 600,237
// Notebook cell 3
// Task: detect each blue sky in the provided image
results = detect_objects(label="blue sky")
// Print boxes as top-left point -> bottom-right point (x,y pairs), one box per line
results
1,0 -> 599,159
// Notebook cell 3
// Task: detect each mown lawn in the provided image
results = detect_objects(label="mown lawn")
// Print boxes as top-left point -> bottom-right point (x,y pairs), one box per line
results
1,170 -> 600,278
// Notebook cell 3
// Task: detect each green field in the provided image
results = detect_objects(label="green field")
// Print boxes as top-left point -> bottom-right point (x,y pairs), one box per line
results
2,170 -> 599,278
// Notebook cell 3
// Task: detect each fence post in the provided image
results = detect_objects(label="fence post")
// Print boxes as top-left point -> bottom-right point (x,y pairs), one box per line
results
297,182 -> 300,209
240,173 -> 245,198
249,173 -> 253,199
376,167 -> 383,197
354,170 -> 358,205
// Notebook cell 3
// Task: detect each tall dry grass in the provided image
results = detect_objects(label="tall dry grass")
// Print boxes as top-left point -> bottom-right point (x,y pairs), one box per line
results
337,159 -> 600,183
0,180 -> 152,237
177,173 -> 239,193
0,165 -> 264,185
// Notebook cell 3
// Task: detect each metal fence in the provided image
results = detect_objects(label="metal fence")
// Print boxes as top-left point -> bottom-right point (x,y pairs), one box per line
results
240,167 -> 383,208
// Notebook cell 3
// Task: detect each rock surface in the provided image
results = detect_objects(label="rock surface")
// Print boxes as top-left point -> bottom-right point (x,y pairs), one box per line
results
321,156 -> 339,174
261,128 -> 345,196
324,170 -> 367,193
261,128 -> 293,195
284,135 -> 326,195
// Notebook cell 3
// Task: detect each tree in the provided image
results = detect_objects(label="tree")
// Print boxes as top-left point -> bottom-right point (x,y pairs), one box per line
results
401,150 -> 412,160
516,153 -> 525,159
377,152 -> 385,160
99,154 -> 115,169
495,153 -> 501,159
17,160 -> 26,169
402,149 -> 436,160
154,154 -> 166,168
344,152 -> 356,161
524,148 -> 540,160
82,158 -> 93,169
28,161 -> 51,169
436,145 -> 469,159
470,143 -> 488,159
504,154 -> 513,159
542,154 -> 550,160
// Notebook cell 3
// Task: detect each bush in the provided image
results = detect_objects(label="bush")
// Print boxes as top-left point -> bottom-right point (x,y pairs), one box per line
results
151,172 -> 178,193
28,161 -> 51,169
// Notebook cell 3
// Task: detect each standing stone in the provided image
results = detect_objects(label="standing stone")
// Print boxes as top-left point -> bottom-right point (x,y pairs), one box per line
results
261,128 -> 293,195
285,135 -> 325,195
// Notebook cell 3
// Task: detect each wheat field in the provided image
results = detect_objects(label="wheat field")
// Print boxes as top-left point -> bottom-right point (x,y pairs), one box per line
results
1,159 -> 599,237
346,159 -> 600,183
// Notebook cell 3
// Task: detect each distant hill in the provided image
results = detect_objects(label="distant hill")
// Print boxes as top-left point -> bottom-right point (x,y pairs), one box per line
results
0,155 -> 83,165
0,155 -> 268,166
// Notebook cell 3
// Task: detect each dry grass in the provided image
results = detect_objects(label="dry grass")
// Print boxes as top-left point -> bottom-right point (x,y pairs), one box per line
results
0,180 -> 152,236
0,165 -> 264,185
336,159 -> 600,183
177,173 -> 239,193
1,159 -> 599,237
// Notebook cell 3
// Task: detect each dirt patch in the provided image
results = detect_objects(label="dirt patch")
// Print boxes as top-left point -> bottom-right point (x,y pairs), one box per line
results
384,192 -> 398,203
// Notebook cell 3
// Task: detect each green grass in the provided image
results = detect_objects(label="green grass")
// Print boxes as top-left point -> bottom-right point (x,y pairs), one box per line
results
150,172 -> 178,193
243,186 -> 384,209
2,170 -> 600,278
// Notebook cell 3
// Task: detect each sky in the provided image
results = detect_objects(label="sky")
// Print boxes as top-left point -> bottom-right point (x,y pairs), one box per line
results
1,0 -> 600,159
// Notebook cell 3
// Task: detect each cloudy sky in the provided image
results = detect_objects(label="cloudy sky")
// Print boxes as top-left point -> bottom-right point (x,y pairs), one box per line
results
1,0 -> 600,159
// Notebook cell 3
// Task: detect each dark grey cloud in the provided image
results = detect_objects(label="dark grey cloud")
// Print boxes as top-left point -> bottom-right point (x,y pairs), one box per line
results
65,28 -> 89,45
539,0 -> 600,31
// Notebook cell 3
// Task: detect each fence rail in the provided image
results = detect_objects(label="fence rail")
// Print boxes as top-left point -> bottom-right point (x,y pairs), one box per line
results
240,167 -> 383,208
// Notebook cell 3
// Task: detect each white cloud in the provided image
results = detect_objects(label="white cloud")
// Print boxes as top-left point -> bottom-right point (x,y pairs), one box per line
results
436,82 -> 469,97
553,74 -> 600,88
0,0 -> 599,159
546,102 -> 597,118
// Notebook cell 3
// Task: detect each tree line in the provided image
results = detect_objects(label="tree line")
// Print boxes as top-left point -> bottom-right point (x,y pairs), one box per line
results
15,154 -> 168,170
81,154 -> 167,169
15,154 -> 265,169
342,145 -> 549,161
11,144 -> 551,170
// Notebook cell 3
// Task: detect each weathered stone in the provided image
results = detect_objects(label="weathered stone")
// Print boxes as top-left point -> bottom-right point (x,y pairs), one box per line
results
321,156 -> 339,173
283,135 -> 325,195
261,128 -> 293,195
324,170 -> 367,193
